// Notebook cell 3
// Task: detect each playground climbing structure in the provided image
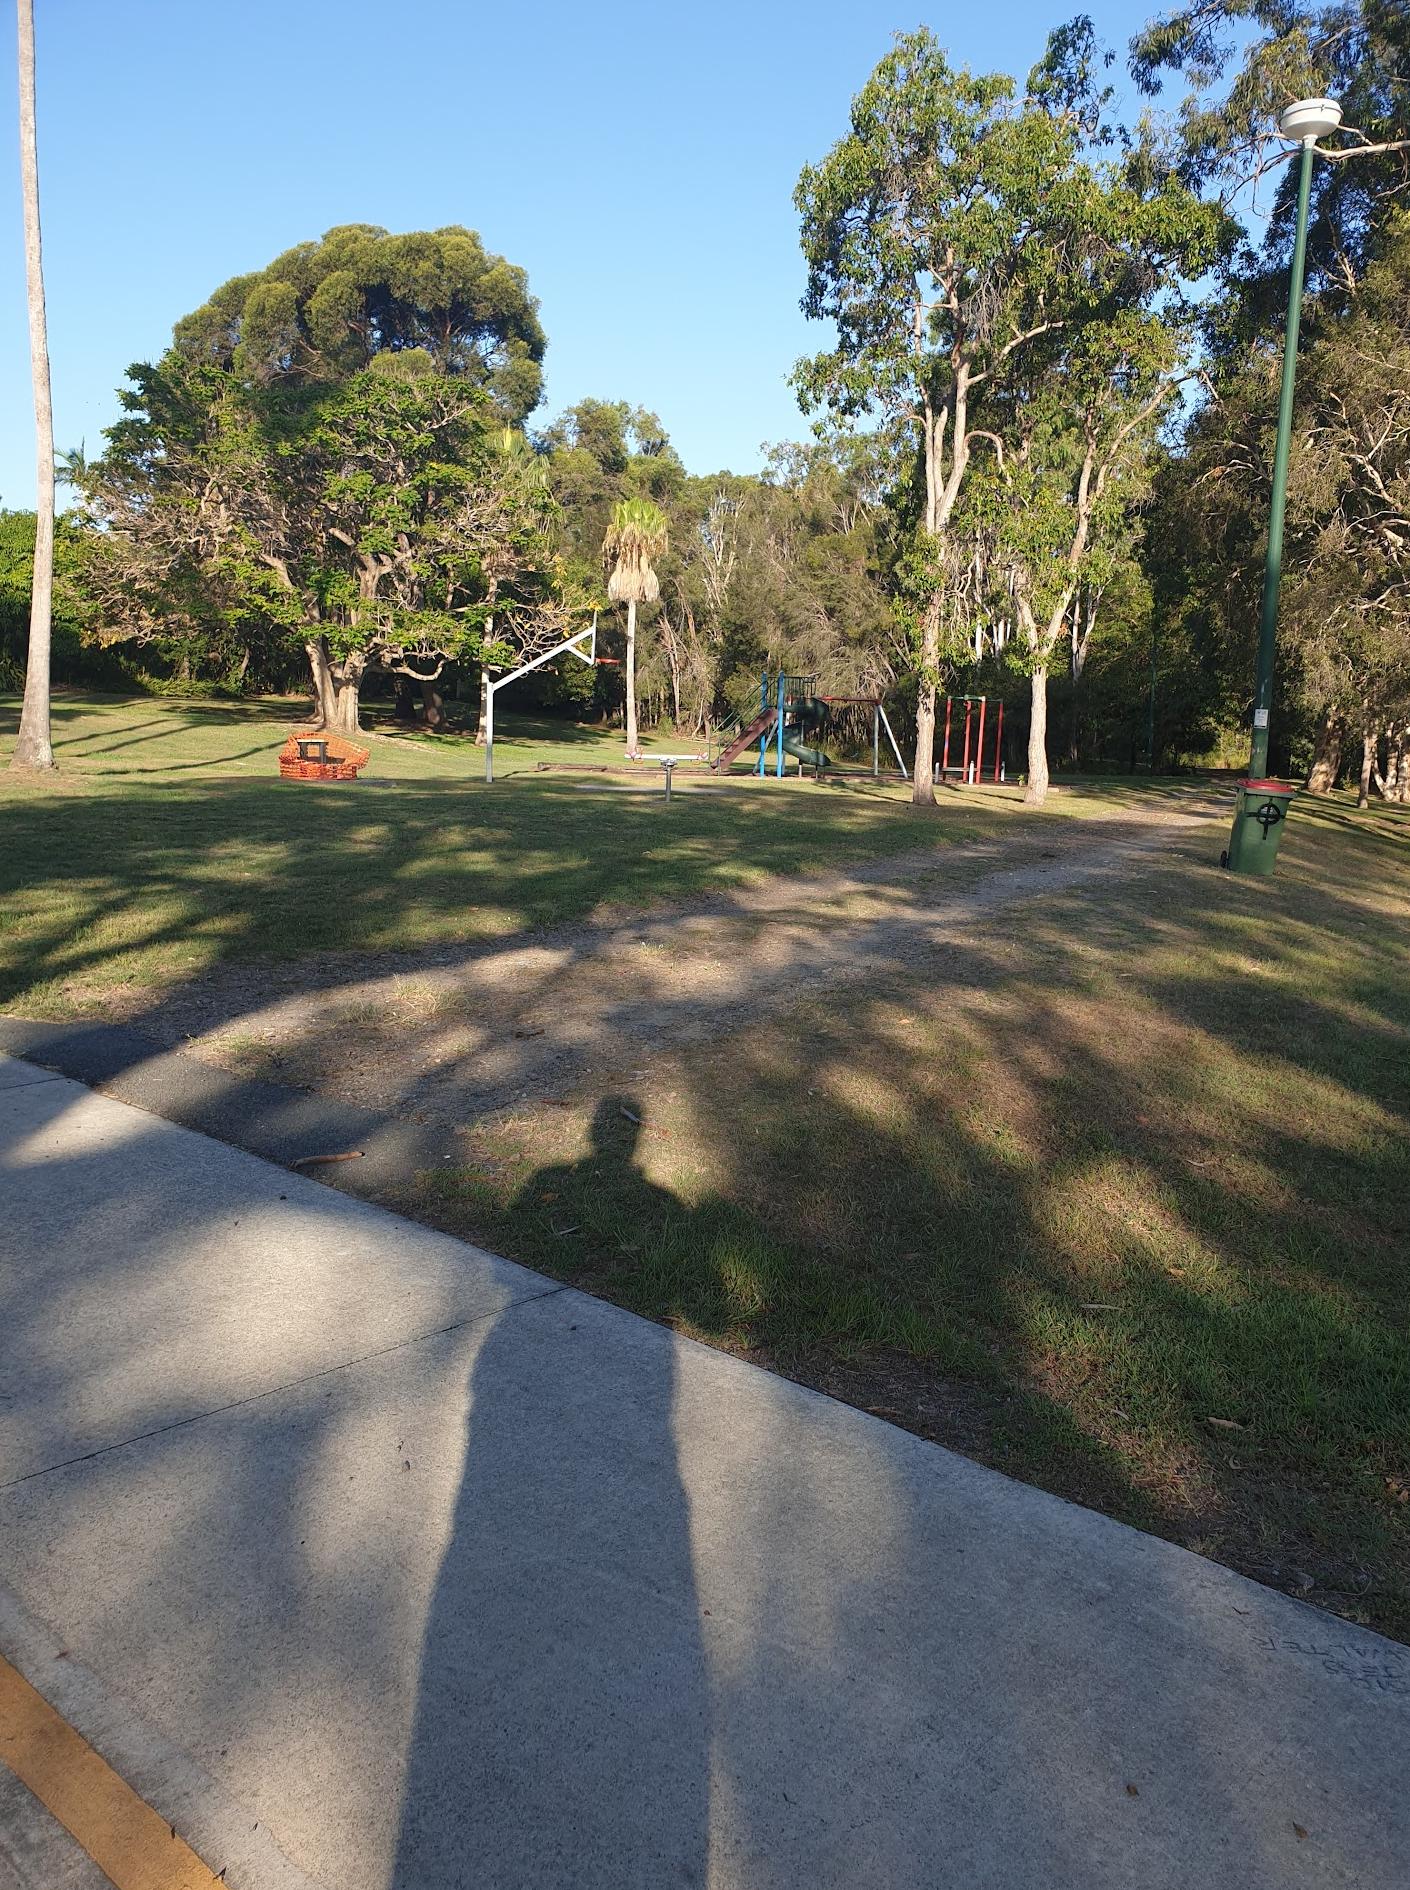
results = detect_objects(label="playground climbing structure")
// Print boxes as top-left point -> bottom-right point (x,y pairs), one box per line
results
710,672 -> 907,780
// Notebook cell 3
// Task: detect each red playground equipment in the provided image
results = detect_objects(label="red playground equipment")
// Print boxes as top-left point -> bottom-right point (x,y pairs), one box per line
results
934,695 -> 1005,785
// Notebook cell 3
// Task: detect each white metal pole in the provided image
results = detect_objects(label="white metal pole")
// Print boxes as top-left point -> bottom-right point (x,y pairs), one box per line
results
879,705 -> 906,775
484,678 -> 495,784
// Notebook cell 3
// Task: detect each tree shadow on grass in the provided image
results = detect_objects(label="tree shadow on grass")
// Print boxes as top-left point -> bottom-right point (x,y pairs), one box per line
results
429,835 -> 1410,1639
5,750 -> 1407,1634
663,908 -> 1410,1624
0,767 -> 984,1017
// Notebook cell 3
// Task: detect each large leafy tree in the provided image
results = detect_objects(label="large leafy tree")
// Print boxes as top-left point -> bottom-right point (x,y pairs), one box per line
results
973,151 -> 1222,799
632,449 -> 895,737
79,355 -> 557,732
1130,1 -> 1409,789
10,0 -> 55,773
1277,215 -> 1410,799
0,509 -> 93,691
795,30 -> 1071,803
79,231 -> 556,731
1131,0 -> 1409,304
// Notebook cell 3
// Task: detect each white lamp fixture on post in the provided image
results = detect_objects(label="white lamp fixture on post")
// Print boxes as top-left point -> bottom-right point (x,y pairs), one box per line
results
1276,97 -> 1343,142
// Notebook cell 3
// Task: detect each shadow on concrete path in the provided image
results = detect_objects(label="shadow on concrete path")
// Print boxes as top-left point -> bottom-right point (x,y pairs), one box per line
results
390,1100 -> 710,1885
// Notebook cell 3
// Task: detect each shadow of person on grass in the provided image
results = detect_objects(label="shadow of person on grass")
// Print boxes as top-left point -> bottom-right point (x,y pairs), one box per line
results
389,1096 -> 710,1889
512,1095 -> 685,1272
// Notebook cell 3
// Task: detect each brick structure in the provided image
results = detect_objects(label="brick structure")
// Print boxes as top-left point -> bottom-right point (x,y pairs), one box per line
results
277,730 -> 371,781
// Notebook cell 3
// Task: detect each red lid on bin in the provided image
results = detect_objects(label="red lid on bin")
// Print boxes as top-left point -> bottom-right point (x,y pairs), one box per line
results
1239,778 -> 1295,792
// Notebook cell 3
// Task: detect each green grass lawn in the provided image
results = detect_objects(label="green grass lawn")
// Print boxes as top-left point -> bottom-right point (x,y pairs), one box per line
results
0,693 -> 983,1014
0,689 -> 709,781
413,794 -> 1410,1637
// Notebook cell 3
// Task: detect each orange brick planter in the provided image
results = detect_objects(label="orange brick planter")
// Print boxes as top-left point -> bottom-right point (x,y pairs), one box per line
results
277,730 -> 371,782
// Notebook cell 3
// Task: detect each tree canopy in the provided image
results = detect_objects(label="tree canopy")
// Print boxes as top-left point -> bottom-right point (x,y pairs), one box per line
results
1129,0 -> 1410,797
1132,0 -> 1410,320
174,224 -> 547,422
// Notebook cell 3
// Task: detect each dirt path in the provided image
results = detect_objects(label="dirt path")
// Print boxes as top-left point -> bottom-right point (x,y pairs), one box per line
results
128,794 -> 1226,1125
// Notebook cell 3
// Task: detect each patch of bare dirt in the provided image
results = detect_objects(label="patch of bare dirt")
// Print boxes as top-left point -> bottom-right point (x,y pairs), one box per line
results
112,800 -> 1225,1127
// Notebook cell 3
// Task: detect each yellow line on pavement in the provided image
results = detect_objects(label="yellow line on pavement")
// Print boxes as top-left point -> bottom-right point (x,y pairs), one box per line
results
0,1652 -> 226,1889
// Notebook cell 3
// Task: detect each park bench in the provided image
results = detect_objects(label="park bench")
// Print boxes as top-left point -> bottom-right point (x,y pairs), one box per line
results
277,730 -> 371,781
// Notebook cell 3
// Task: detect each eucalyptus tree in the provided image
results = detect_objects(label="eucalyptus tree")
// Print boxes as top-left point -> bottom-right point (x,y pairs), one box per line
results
1280,215 -> 1410,801
974,142 -> 1223,801
630,451 -> 893,735
1131,0 -> 1409,295
602,498 -> 668,757
1132,1 -> 1409,791
10,0 -> 55,773
793,25 -> 1199,805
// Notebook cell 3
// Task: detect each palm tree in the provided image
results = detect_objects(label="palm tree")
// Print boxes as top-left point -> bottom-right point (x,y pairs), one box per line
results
602,498 -> 668,758
11,0 -> 55,773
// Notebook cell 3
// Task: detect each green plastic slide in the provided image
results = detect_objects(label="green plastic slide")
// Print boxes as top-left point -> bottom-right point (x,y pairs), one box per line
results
781,731 -> 831,770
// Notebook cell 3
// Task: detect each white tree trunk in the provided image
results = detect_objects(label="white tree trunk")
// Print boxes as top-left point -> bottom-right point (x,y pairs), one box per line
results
1068,588 -> 1098,765
1026,668 -> 1051,806
11,0 -> 55,773
911,395 -> 948,808
625,596 -> 640,756
1384,724 -> 1410,803
1358,723 -> 1375,809
911,597 -> 939,806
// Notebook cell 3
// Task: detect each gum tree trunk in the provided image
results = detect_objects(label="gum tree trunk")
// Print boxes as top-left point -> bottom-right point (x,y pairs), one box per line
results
1067,587 -> 1100,767
912,597 -> 940,806
1358,724 -> 1375,809
1305,707 -> 1344,794
910,395 -> 947,809
1025,667 -> 1050,806
911,379 -> 975,809
1382,723 -> 1410,803
10,0 -> 55,774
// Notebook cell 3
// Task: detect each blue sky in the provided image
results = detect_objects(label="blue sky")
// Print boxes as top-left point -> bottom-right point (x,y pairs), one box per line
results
2,0 -> 1171,506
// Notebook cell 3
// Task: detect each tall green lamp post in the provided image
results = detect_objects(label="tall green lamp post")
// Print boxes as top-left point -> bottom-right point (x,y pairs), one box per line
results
1223,95 -> 1342,875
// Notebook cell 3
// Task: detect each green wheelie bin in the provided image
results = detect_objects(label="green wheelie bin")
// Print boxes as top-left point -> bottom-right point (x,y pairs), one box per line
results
1221,778 -> 1297,876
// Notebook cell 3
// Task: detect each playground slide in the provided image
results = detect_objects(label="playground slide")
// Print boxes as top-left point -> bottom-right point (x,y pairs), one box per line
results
781,731 -> 831,770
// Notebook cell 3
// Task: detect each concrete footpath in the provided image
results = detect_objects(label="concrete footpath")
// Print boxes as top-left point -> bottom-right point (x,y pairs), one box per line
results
0,1053 -> 1406,1889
